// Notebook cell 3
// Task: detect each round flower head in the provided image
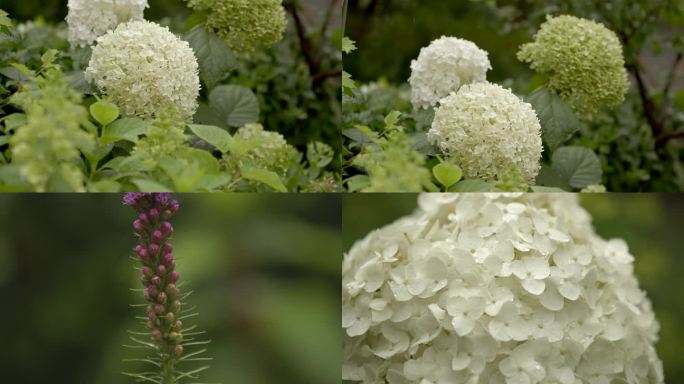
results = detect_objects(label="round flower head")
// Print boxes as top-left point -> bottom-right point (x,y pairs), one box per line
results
85,20 -> 200,120
409,36 -> 491,110
342,193 -> 664,384
185,0 -> 287,53
66,0 -> 148,47
428,82 -> 542,182
517,15 -> 629,114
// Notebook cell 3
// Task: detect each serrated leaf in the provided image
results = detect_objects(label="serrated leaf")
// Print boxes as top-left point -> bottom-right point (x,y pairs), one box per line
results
90,100 -> 119,126
342,37 -> 356,54
185,25 -> 236,89
241,168 -> 287,192
209,85 -> 259,128
527,87 -> 580,152
345,175 -> 370,191
103,117 -> 148,144
551,146 -> 602,189
432,162 -> 462,188
188,124 -> 232,153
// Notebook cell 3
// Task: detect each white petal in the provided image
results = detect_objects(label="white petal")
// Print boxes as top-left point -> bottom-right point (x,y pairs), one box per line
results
452,353 -> 471,371
539,287 -> 564,311
452,314 -> 476,336
346,316 -> 371,337
522,278 -> 546,295
558,281 -> 581,301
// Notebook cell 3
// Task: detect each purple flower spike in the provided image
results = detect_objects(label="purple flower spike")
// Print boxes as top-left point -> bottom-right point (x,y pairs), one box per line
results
149,208 -> 159,221
147,285 -> 158,297
139,212 -> 149,223
157,265 -> 166,275
163,253 -> 174,265
161,222 -> 173,236
149,243 -> 160,255
152,230 -> 163,242
133,219 -> 143,231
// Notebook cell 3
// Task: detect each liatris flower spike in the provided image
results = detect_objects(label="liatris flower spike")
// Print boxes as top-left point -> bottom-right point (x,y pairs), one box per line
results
123,193 -> 213,384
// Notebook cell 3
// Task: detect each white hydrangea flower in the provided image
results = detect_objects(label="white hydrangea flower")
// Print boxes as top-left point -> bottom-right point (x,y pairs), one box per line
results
409,36 -> 491,110
66,0 -> 148,47
428,82 -> 543,182
342,193 -> 664,384
85,20 -> 200,120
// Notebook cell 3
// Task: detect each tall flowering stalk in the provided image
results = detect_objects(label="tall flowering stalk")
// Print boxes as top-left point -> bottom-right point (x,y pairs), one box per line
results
123,193 -> 212,384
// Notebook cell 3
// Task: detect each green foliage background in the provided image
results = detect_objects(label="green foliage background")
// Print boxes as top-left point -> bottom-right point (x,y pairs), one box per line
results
344,0 -> 684,192
342,193 -> 684,382
0,194 -> 341,383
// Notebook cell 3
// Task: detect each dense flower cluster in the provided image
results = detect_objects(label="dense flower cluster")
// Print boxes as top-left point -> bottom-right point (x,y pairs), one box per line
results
185,0 -> 287,53
428,82 -> 542,182
225,123 -> 298,176
409,36 -> 491,110
517,15 -> 629,114
66,0 -> 148,47
343,193 -> 663,384
85,21 -> 200,120
125,193 -> 184,361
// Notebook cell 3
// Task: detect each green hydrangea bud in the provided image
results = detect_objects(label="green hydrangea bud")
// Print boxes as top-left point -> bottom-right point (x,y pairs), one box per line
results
186,0 -> 287,53
517,15 -> 629,114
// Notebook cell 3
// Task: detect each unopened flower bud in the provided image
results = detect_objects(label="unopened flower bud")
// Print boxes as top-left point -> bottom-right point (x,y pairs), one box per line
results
169,300 -> 181,313
151,276 -> 161,286
163,253 -> 174,265
157,265 -> 166,276
169,271 -> 180,283
173,320 -> 182,332
157,292 -> 167,303
163,243 -> 173,253
149,208 -> 159,220
154,304 -> 165,315
170,200 -> 179,213
139,212 -> 149,223
169,332 -> 182,343
151,329 -> 162,340
166,284 -> 179,298
133,219 -> 143,231
149,243 -> 159,255
140,274 -> 149,286
135,244 -> 143,253
147,310 -> 156,321
152,230 -> 163,242
161,221 -> 173,235
142,266 -> 153,278
137,248 -> 148,259
146,320 -> 154,329
166,312 -> 175,323
147,285 -> 158,297
174,344 -> 183,357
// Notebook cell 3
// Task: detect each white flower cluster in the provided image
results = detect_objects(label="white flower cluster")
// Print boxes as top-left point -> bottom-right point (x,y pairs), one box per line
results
343,193 -> 664,384
66,0 -> 148,47
428,82 -> 542,182
85,21 -> 200,120
409,36 -> 491,110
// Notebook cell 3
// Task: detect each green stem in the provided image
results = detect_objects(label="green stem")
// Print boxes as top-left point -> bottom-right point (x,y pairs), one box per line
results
161,342 -> 176,384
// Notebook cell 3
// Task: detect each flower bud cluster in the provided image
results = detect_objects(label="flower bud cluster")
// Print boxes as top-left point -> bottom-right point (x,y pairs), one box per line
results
125,193 -> 184,358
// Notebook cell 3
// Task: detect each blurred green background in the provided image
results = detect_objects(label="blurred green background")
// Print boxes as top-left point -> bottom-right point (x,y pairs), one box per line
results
343,193 -> 684,382
0,194 -> 341,384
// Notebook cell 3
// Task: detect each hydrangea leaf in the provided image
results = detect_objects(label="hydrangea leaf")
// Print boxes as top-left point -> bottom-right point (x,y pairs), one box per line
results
184,25 -> 236,90
527,87 -> 580,152
90,99 -> 120,126
449,179 -> 493,192
188,124 -> 232,153
103,117 -> 149,144
345,175 -> 370,192
551,146 -> 602,189
342,37 -> 357,54
241,167 -> 287,192
432,162 -> 462,189
209,85 -> 260,128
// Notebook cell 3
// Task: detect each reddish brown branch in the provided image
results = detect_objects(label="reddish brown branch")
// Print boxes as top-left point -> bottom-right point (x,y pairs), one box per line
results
655,130 -> 684,147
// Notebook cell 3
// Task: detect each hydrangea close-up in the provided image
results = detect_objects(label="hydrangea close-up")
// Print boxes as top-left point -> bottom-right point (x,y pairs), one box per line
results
66,0 -> 148,47
185,0 -> 287,53
85,20 -> 200,120
428,82 -> 542,182
342,193 -> 664,384
517,15 -> 629,115
409,36 -> 491,110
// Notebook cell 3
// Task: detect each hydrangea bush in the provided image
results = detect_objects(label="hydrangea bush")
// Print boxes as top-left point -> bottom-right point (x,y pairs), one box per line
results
342,0 -> 684,192
0,1 -> 342,192
342,193 -> 664,383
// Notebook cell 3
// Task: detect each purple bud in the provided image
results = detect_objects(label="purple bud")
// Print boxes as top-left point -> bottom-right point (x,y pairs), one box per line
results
174,344 -> 183,357
147,310 -> 156,321
151,276 -> 161,286
142,266 -> 153,278
163,243 -> 173,253
157,265 -> 166,276
170,200 -> 179,213
139,212 -> 149,223
134,244 -> 143,253
149,243 -> 159,255
163,253 -> 174,265
152,230 -> 163,242
154,304 -> 165,315
161,222 -> 173,235
157,292 -> 167,303
147,285 -> 158,297
169,271 -> 180,283
133,219 -> 143,231
137,248 -> 148,259
151,329 -> 162,340
149,208 -> 159,220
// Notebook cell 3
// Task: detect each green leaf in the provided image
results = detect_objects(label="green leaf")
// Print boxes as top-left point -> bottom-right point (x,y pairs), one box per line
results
209,85 -> 259,128
103,118 -> 148,144
188,124 -> 232,153
90,100 -> 120,126
87,180 -> 121,192
342,37 -> 357,54
177,147 -> 221,174
184,25 -> 236,89
527,87 -> 580,152
241,168 -> 287,192
197,174 -> 231,191
228,137 -> 270,158
432,162 -> 462,189
132,179 -> 172,192
345,175 -> 370,192
530,186 -> 565,192
449,179 -> 494,192
551,146 -> 602,189
3,113 -> 26,132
